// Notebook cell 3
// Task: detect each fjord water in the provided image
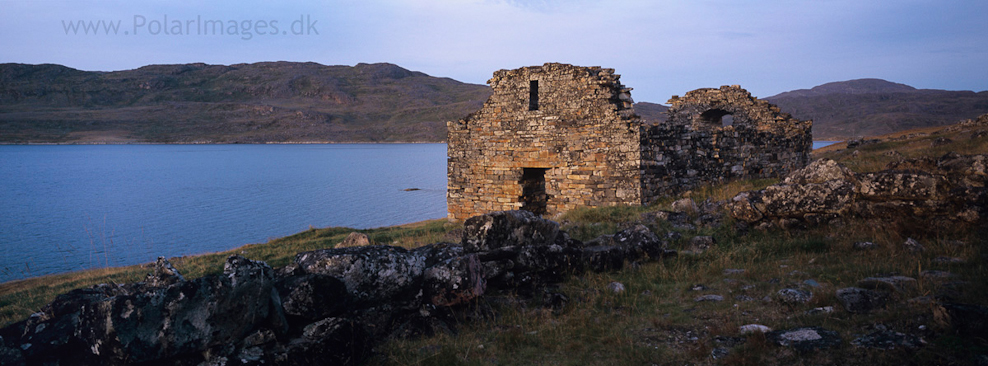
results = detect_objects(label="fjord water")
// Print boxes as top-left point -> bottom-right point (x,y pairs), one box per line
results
2,142 -> 840,283
0,144 -> 447,283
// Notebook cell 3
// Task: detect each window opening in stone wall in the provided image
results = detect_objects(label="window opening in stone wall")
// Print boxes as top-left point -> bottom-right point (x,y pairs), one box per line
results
520,168 -> 548,215
529,80 -> 539,111
699,109 -> 733,127
722,115 -> 734,126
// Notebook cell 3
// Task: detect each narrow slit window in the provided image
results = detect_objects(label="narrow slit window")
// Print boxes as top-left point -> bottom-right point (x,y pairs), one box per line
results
529,80 -> 539,111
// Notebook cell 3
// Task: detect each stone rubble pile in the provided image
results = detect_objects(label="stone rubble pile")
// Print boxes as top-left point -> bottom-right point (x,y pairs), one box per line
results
0,210 -> 674,366
726,153 -> 987,228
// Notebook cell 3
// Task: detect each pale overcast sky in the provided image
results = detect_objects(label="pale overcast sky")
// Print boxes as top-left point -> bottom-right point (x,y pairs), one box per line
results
1,0 -> 985,103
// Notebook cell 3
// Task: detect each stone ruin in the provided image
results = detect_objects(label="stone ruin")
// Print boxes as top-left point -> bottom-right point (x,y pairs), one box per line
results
644,86 -> 813,201
447,63 -> 812,221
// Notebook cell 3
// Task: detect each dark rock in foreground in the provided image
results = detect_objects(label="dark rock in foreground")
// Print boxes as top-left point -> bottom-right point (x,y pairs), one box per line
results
0,210 -> 674,366
851,330 -> 925,350
836,287 -> 888,314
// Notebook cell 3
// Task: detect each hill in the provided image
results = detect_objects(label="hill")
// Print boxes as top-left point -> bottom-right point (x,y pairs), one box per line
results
766,79 -> 988,140
632,101 -> 669,124
5,65 -> 985,143
0,62 -> 492,143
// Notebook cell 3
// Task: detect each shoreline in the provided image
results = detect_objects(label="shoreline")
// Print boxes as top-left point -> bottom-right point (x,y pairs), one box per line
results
3,140 -> 842,146
0,216 -> 449,287
0,140 -> 447,146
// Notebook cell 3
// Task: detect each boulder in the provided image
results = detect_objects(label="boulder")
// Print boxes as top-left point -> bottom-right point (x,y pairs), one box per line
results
275,274 -> 349,323
739,324 -> 772,334
903,237 -> 925,253
143,256 -> 185,288
582,245 -> 626,272
13,255 -> 282,365
338,232 -> 371,248
760,180 -> 855,218
462,210 -> 559,253
607,282 -> 626,293
776,288 -> 813,305
941,303 -> 988,336
856,276 -> 916,293
688,236 -> 715,253
279,317 -> 371,366
836,287 -> 887,314
727,155 -> 988,227
856,171 -> 949,201
695,294 -> 724,302
766,327 -> 841,350
587,224 -> 670,261
783,159 -> 856,185
422,254 -> 486,306
726,191 -> 765,223
670,198 -> 698,213
935,153 -> 986,183
295,245 -> 426,305
852,241 -> 877,250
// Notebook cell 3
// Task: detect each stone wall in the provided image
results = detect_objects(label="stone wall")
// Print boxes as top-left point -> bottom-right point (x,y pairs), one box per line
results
447,63 -> 643,221
641,86 -> 812,201
448,66 -> 812,220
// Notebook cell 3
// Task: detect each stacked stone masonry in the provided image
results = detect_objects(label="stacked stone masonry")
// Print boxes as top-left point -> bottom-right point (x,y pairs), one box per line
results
447,63 -> 812,221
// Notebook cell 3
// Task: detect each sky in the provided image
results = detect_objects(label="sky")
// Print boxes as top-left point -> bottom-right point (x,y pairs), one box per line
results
1,0 -> 986,103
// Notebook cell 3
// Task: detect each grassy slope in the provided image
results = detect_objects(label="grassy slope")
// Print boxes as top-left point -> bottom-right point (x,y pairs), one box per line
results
1,120 -> 987,365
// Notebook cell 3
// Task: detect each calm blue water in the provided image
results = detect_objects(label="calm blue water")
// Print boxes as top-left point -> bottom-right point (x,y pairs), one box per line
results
1,141 -> 841,283
0,144 -> 447,283
813,141 -> 841,149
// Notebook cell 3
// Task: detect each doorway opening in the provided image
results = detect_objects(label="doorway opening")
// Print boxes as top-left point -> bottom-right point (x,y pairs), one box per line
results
520,168 -> 548,215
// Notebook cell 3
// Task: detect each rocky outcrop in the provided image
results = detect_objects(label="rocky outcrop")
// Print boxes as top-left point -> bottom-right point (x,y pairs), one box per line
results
0,210 -> 674,366
726,154 -> 988,228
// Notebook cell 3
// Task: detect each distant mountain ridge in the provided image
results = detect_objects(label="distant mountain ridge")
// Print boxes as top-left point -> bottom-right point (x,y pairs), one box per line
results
766,78 -> 988,139
0,62 -> 491,143
770,78 -> 916,98
3,64 -> 986,143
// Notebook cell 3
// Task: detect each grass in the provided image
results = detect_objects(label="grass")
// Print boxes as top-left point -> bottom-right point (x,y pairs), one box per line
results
2,119 -> 987,364
814,123 -> 988,173
371,218 -> 988,365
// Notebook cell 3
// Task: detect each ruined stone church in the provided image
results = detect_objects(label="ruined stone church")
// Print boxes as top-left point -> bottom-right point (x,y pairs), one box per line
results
447,63 -> 812,221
